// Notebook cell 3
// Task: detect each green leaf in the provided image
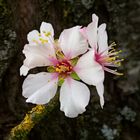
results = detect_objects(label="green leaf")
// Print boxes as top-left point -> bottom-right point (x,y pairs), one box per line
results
70,72 -> 80,80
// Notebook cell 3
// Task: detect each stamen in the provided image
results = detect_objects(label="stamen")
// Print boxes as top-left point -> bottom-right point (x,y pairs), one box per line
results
103,63 -> 119,67
39,38 -> 48,44
103,67 -> 123,76
55,61 -> 73,74
105,56 -> 117,62
98,44 -> 116,56
45,32 -> 51,37
96,42 -> 124,76
109,42 -> 117,48
108,49 -> 116,54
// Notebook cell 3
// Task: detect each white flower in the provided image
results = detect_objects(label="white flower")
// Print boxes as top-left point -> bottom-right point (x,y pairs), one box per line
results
80,14 -> 123,108
21,22 -> 94,118
20,22 -> 56,76
84,14 -> 123,75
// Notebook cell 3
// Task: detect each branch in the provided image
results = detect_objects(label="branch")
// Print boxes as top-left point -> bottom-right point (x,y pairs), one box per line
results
8,94 -> 59,140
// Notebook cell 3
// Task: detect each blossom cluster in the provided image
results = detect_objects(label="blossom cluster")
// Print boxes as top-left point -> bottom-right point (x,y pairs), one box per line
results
20,14 -> 123,118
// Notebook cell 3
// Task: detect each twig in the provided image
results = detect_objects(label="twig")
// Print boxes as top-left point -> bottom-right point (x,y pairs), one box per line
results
8,94 -> 59,140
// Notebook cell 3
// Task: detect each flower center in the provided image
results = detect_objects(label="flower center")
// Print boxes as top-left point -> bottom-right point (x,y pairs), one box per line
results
95,42 -> 124,75
55,61 -> 73,75
95,42 -> 123,66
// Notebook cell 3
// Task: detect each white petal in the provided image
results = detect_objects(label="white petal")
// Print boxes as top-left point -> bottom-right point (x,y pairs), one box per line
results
40,22 -> 54,41
86,14 -> 98,48
60,78 -> 90,118
96,82 -> 104,108
98,23 -> 108,55
92,14 -> 98,22
58,26 -> 88,59
20,65 -> 29,76
21,44 -> 56,75
23,72 -> 58,104
80,27 -> 88,40
75,50 -> 104,85
27,30 -> 40,44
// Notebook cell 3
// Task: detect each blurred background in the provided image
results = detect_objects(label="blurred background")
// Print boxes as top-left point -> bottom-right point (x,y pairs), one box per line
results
0,0 -> 140,140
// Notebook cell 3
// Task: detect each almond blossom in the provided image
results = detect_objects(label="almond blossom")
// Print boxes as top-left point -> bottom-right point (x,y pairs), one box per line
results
80,14 -> 123,108
20,21 -> 105,118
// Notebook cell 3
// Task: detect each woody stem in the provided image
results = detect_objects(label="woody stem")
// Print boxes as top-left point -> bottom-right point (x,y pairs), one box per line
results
8,94 -> 59,140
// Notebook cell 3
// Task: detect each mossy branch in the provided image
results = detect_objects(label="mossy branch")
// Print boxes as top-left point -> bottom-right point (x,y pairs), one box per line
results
8,94 -> 59,140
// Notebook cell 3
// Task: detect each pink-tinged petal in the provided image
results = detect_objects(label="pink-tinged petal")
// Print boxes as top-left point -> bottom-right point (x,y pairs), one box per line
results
98,23 -> 108,55
27,30 -> 40,44
86,14 -> 98,48
58,26 -> 88,59
96,82 -> 104,108
80,27 -> 88,40
60,78 -> 90,118
23,72 -> 58,104
20,44 -> 56,76
75,50 -> 105,85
